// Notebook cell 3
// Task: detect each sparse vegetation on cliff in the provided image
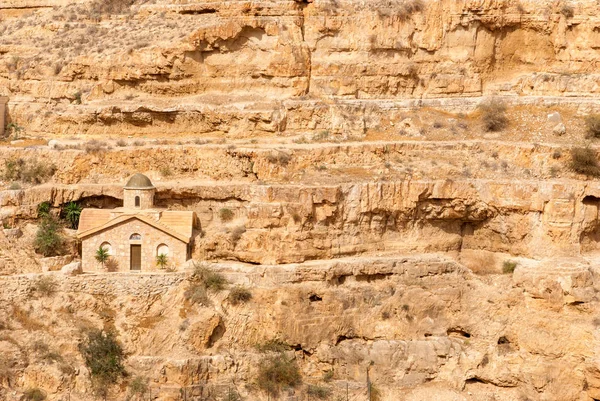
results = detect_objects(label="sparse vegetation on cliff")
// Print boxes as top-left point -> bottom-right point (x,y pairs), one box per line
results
479,99 -> 508,132
585,114 -> 600,138
570,147 -> 600,176
78,329 -> 126,394
219,208 -> 234,222
191,263 -> 228,291
33,275 -> 58,297
3,157 -> 56,185
502,260 -> 517,274
256,354 -> 302,396
34,216 -> 65,257
229,286 -> 252,305
23,388 -> 46,401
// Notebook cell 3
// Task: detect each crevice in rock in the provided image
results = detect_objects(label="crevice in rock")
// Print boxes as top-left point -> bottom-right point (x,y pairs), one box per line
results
355,273 -> 392,282
206,320 -> 226,348
178,8 -> 217,15
465,377 -> 487,384
447,328 -> 471,338
309,294 -> 322,302
335,335 -> 356,345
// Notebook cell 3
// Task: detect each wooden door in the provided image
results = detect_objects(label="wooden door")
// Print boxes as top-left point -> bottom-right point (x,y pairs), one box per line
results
130,245 -> 141,271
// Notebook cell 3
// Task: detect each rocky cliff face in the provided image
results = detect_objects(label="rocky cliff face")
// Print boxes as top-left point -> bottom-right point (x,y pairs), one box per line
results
1,0 -> 600,137
2,256 -> 600,401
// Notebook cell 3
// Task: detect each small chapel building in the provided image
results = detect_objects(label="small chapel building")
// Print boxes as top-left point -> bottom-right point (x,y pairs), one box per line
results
77,173 -> 197,272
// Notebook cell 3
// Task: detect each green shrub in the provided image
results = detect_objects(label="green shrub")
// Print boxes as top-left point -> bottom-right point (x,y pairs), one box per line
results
78,329 -> 126,389
307,385 -> 331,399
34,217 -> 65,257
479,99 -> 508,132
192,263 -> 228,292
95,245 -> 110,270
62,201 -> 82,229
502,260 -> 517,274
6,123 -> 24,139
33,275 -> 58,297
570,147 -> 600,176
585,114 -> 600,138
229,286 -> 252,305
23,388 -> 46,401
128,376 -> 149,397
256,354 -> 301,395
156,253 -> 168,269
37,202 -> 51,218
219,208 -> 234,222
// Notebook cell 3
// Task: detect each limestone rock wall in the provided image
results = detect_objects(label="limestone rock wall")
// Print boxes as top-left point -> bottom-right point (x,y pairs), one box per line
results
1,257 -> 600,400
1,0 -> 600,136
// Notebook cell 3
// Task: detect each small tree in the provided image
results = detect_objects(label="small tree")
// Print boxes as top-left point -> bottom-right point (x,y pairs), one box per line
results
34,216 -> 64,257
156,253 -> 168,269
78,329 -> 126,393
62,202 -> 82,229
95,246 -> 110,270
256,354 -> 302,396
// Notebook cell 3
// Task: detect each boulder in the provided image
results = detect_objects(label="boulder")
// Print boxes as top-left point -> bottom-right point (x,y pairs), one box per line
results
47,139 -> 58,149
548,112 -> 562,123
553,123 -> 566,136
513,258 -> 595,304
61,260 -> 82,276
2,228 -> 22,239
40,255 -> 73,272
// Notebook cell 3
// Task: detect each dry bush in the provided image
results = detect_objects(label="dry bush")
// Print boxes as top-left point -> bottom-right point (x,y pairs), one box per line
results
230,226 -> 246,244
12,306 -> 43,331
229,286 -> 252,305
570,147 -> 600,176
307,385 -> 332,399
585,114 -> 600,138
33,275 -> 58,297
462,251 -> 497,275
377,0 -> 425,20
23,388 -> 46,401
479,99 -> 508,132
3,157 -> 56,184
85,140 -> 110,153
266,152 -> 291,166
560,4 -> 574,18
184,284 -> 210,306
219,208 -> 234,222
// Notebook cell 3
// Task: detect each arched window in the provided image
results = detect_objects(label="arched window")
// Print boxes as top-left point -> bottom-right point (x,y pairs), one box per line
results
156,244 -> 169,257
130,233 -> 141,240
100,242 -> 113,256
135,196 -> 140,207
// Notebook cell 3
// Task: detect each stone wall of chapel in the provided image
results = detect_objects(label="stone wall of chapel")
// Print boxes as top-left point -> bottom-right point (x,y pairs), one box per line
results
123,188 -> 155,209
81,219 -> 188,272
